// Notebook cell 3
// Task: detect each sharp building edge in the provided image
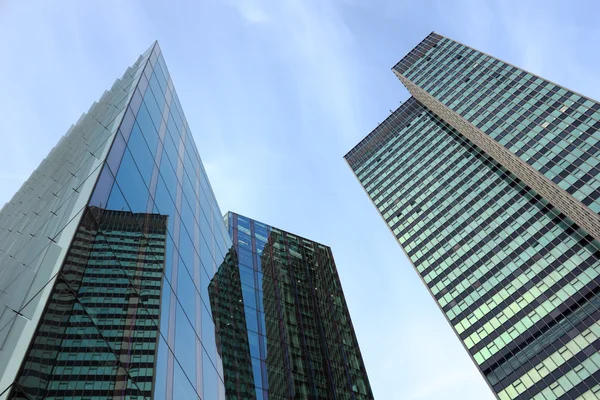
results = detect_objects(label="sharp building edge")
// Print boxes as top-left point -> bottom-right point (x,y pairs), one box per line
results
0,42 -> 372,400
346,32 -> 600,399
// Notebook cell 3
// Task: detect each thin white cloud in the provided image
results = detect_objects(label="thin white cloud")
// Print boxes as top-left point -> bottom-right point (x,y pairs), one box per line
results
0,0 -> 152,207
233,0 -> 270,24
495,0 -> 600,100
496,1 -> 551,75
3,2 -> 599,400
226,0 -> 361,142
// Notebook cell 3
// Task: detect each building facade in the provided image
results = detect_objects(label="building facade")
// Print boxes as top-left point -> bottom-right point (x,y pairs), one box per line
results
209,212 -> 373,400
0,42 -> 231,399
12,207 -> 168,399
346,33 -> 600,399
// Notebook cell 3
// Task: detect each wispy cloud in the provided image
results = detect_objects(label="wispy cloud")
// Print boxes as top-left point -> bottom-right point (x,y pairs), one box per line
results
3,2 -> 599,400
226,0 -> 361,142
434,0 -> 495,50
496,1 -> 553,76
0,0 -> 152,207
233,0 -> 270,25
495,0 -> 600,97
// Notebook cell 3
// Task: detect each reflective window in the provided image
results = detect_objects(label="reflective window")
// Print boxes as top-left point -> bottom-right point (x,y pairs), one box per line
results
209,213 -> 374,399
8,44 -> 227,400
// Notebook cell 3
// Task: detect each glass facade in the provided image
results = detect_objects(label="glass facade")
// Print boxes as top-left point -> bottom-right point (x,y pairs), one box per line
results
395,33 -> 600,212
346,34 -> 600,400
11,207 -> 168,399
209,212 -> 373,400
1,42 -> 230,399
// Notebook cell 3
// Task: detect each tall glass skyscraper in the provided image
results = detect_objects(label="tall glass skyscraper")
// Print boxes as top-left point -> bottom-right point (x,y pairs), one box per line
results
346,32 -> 600,399
0,42 -> 231,399
209,212 -> 373,400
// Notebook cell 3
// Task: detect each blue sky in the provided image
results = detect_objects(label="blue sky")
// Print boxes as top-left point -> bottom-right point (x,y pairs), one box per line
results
1,1 -> 599,398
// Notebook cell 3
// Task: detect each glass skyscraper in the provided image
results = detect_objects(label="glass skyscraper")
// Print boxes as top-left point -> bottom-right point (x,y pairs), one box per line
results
209,212 -> 373,400
346,32 -> 600,399
0,41 -> 372,400
0,42 -> 231,399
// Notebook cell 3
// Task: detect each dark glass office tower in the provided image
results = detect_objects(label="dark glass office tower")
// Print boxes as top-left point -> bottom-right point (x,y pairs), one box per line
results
209,212 -> 373,400
0,42 -> 231,399
346,32 -> 600,400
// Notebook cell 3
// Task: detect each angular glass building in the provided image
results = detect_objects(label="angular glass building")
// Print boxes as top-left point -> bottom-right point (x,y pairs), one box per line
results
209,212 -> 373,400
346,32 -> 600,399
0,42 -> 231,399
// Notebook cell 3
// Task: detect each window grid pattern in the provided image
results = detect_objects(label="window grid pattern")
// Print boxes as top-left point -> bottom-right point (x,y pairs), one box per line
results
8,42 -> 231,400
11,208 -> 167,400
345,97 -> 600,399
209,212 -> 373,400
397,33 -> 600,214
0,44 -> 149,396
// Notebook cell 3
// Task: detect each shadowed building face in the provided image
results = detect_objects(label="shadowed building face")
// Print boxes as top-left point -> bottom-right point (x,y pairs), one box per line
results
209,212 -> 373,400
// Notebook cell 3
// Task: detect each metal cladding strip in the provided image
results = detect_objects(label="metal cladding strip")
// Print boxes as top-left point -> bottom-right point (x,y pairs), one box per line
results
397,72 -> 600,243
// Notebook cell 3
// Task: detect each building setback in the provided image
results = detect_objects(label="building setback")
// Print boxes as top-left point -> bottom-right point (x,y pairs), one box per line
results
0,42 -> 232,399
345,32 -> 600,400
209,212 -> 373,400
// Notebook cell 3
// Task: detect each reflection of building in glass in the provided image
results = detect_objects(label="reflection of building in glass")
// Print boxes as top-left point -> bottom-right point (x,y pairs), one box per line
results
346,32 -> 600,399
209,247 -> 255,398
211,212 -> 373,400
10,207 -> 167,399
0,41 -> 231,399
